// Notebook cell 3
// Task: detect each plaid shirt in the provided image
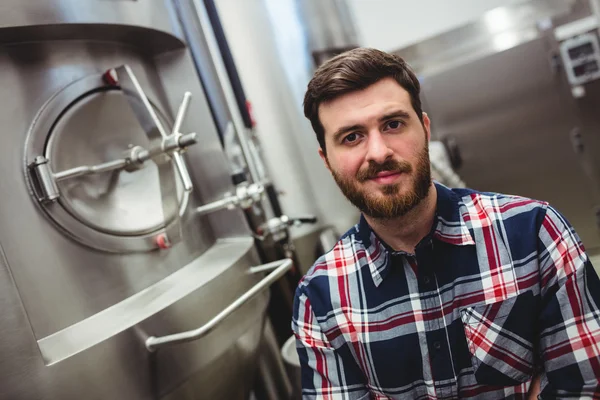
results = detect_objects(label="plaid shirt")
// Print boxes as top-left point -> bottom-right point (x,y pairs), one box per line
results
292,183 -> 600,399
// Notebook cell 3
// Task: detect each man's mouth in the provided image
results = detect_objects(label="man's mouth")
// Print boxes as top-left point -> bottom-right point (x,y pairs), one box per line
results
370,170 -> 403,184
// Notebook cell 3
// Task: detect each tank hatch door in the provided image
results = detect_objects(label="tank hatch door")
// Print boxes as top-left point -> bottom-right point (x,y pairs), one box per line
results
26,66 -> 197,253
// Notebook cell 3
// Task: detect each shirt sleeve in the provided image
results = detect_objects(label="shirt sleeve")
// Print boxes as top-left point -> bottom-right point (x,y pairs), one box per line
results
292,286 -> 371,400
537,205 -> 600,398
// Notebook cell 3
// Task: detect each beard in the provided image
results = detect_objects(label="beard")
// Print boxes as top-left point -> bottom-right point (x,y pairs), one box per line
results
330,143 -> 431,219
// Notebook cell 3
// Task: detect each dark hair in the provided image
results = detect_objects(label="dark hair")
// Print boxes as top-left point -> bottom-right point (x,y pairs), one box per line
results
303,48 -> 423,155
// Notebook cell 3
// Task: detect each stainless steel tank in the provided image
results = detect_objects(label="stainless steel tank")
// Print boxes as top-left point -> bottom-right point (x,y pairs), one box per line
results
392,0 -> 600,253
0,1 -> 282,399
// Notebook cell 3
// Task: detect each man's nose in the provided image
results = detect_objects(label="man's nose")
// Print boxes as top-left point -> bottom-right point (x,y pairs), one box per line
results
365,131 -> 393,164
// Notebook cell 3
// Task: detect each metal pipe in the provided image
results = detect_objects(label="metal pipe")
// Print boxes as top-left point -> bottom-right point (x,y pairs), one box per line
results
145,258 -> 293,351
248,259 -> 290,274
190,0 -> 262,183
194,196 -> 235,216
172,91 -> 192,135
202,0 -> 254,130
54,159 -> 128,181
173,152 -> 193,192
194,182 -> 265,216
178,132 -> 198,148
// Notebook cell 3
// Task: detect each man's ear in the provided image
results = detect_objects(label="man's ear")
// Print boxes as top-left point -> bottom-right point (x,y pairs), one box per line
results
422,112 -> 431,142
318,147 -> 330,171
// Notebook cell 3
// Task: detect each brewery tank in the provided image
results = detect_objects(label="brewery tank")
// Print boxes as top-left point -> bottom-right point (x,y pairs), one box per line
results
0,1 -> 281,399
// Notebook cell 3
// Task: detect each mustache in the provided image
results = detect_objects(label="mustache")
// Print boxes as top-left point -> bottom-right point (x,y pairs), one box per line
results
356,159 -> 412,182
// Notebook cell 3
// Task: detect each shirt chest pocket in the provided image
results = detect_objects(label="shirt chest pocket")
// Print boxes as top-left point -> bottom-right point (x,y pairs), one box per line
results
460,291 -> 538,386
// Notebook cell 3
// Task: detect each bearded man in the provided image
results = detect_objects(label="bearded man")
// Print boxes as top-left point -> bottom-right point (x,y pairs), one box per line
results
292,47 -> 600,399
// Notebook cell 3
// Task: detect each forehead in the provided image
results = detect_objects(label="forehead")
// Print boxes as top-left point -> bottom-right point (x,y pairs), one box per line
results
318,77 -> 413,135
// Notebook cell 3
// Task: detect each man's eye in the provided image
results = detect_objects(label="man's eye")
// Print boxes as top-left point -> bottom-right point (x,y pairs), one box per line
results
385,120 -> 402,130
343,133 -> 359,143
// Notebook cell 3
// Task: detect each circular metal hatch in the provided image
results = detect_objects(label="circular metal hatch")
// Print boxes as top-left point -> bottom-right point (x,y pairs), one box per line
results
24,74 -> 189,253
46,90 -> 180,236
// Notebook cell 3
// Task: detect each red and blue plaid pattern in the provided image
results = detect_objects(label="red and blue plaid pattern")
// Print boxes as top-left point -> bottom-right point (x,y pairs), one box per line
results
292,183 -> 600,399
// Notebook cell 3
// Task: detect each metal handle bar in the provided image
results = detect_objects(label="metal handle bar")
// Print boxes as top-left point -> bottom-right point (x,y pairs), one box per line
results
54,159 -> 128,181
51,130 -> 198,183
145,258 -> 293,351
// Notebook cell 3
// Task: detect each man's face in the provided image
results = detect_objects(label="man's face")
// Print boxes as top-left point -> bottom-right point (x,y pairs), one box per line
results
318,77 -> 432,219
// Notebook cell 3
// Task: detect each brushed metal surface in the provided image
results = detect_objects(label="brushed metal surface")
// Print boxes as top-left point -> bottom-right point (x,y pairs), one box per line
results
394,0 -> 576,76
39,238 -> 254,365
416,30 -> 600,251
0,0 -> 185,53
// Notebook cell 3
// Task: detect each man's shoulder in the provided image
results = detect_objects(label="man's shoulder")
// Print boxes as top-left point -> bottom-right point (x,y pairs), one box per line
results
443,186 -> 555,252
451,186 -> 549,218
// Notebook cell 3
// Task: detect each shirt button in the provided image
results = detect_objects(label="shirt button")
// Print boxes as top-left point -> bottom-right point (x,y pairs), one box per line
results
423,276 -> 431,284
433,341 -> 442,350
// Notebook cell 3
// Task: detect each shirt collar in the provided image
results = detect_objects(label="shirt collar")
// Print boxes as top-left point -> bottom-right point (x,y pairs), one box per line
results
432,182 -> 476,247
355,182 -> 475,287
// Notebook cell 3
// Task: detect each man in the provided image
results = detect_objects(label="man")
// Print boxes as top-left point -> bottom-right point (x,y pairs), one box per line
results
292,47 -> 600,399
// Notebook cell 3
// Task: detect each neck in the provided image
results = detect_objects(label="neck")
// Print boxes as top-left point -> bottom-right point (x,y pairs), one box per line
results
364,182 -> 437,254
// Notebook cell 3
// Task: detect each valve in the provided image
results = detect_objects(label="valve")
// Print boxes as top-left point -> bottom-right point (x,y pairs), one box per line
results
254,215 -> 318,242
231,182 -> 265,209
104,66 -> 196,193
194,182 -> 265,217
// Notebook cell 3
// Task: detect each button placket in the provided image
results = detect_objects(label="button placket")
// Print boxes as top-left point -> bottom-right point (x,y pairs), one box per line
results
417,239 -> 459,396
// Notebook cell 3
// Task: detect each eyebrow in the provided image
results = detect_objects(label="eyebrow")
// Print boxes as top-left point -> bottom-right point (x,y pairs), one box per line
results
379,110 -> 411,122
331,109 -> 412,143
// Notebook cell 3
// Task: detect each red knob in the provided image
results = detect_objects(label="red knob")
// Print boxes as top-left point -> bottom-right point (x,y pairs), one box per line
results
103,69 -> 119,86
156,233 -> 171,249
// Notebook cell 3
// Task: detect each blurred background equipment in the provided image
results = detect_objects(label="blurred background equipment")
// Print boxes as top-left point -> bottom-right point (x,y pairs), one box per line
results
390,0 -> 600,256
